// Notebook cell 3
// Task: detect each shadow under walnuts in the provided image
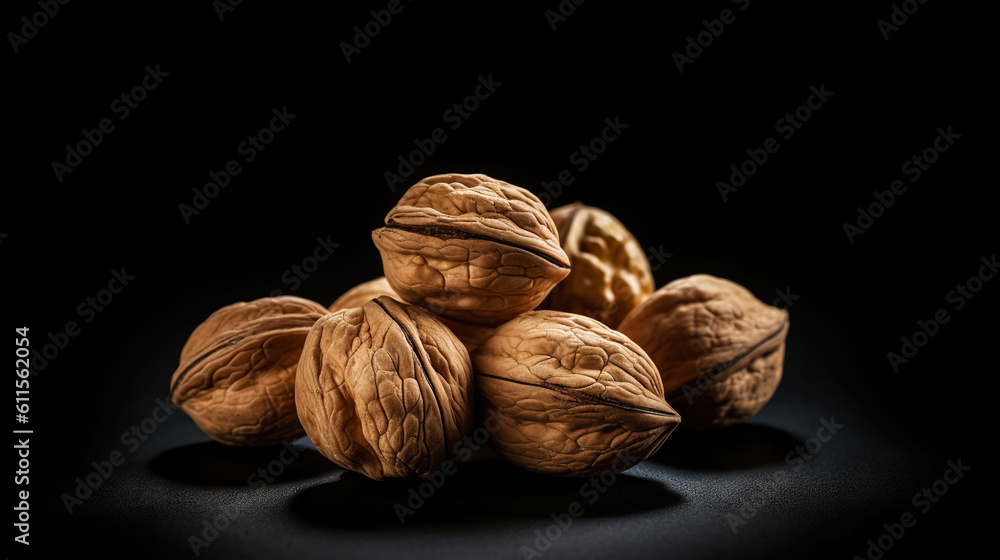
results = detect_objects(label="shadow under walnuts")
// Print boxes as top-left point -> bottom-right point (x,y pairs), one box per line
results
288,458 -> 685,531
148,441 -> 339,486
651,423 -> 803,471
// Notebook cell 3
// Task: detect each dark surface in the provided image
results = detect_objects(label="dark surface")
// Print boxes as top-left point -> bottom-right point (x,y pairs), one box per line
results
7,1 -> 990,558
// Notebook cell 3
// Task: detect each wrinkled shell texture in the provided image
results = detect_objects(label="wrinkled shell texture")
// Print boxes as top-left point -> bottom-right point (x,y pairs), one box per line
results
372,173 -> 571,327
472,310 -> 680,477
618,274 -> 790,431
296,296 -> 474,480
542,202 -> 655,329
329,276 -> 398,312
171,296 -> 329,446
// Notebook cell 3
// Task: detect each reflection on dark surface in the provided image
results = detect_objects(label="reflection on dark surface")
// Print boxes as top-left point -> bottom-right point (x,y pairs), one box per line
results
651,423 -> 802,471
289,459 -> 684,530
149,441 -> 338,486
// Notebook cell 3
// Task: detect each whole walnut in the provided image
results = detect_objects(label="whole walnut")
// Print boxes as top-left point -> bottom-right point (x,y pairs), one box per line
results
296,296 -> 474,480
472,310 -> 680,477
540,202 -> 654,329
372,173 -> 571,327
170,296 -> 328,446
618,274 -> 790,432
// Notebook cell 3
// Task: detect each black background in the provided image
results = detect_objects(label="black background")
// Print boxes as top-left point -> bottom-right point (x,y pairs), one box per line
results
6,1 -> 991,558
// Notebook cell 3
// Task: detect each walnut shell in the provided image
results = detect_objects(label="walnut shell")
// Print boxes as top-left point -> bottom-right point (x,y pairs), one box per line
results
170,296 -> 329,446
328,277 -> 398,312
618,274 -> 790,431
540,202 -> 654,329
296,296 -> 474,480
372,173 -> 571,327
471,310 -> 680,477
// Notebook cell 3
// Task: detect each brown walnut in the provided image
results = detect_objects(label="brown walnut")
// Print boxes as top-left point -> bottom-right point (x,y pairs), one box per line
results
471,310 -> 680,477
372,173 -> 571,327
170,296 -> 329,446
540,202 -> 655,329
295,296 -> 474,480
618,274 -> 790,432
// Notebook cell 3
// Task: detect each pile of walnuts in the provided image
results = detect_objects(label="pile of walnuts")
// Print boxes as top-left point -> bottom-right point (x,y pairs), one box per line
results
170,173 -> 790,479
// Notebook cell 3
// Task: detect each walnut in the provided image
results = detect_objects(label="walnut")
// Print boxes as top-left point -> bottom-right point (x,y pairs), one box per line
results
540,202 -> 655,329
471,310 -> 680,476
618,274 -> 790,431
170,296 -> 328,446
372,173 -> 571,327
295,296 -> 474,480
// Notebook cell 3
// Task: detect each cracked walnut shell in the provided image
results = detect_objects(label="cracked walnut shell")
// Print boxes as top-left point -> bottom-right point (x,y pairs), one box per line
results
295,296 -> 474,480
540,202 -> 655,329
372,173 -> 571,327
471,310 -> 680,476
618,274 -> 790,432
170,296 -> 329,446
